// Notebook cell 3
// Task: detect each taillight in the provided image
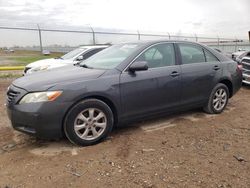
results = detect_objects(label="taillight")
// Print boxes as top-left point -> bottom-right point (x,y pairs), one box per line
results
237,64 -> 243,71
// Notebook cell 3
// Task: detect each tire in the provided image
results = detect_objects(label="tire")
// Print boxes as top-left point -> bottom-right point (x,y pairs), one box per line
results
64,99 -> 114,146
203,83 -> 229,114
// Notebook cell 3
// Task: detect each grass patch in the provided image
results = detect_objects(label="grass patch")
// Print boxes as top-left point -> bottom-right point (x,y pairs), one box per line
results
0,73 -> 22,79
0,51 -> 64,66
7,54 -> 61,66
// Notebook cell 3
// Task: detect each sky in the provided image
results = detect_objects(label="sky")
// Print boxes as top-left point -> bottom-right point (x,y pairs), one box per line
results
0,0 -> 249,46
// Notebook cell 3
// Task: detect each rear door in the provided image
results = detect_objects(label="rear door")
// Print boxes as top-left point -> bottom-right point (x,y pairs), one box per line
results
120,43 -> 181,119
177,43 -> 222,105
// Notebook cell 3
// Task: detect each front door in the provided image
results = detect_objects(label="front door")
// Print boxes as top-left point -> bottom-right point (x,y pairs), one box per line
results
120,43 -> 181,119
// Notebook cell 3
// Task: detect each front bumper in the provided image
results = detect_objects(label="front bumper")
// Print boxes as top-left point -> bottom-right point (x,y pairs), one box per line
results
6,85 -> 72,139
242,73 -> 250,85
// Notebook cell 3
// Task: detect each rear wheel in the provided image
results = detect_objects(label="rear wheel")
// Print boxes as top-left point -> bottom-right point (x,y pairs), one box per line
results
64,99 -> 114,146
204,83 -> 229,114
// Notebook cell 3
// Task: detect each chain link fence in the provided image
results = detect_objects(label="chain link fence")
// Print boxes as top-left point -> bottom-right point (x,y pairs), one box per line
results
0,25 -> 249,53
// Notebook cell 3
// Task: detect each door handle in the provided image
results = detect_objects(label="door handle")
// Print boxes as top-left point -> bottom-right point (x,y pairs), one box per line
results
170,71 -> 180,77
213,65 -> 220,70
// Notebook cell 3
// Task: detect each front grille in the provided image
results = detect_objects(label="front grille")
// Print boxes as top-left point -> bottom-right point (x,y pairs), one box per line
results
242,59 -> 250,74
7,88 -> 20,103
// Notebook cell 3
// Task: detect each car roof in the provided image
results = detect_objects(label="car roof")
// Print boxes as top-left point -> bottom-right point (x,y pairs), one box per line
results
78,45 -> 110,49
115,40 -> 214,49
79,40 -> 207,49
123,40 -> 224,52
121,39 -> 200,44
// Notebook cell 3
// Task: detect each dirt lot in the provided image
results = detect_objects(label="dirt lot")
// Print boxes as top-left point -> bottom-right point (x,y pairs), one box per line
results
0,78 -> 249,188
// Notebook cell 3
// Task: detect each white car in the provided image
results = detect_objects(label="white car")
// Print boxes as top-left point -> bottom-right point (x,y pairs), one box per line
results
235,50 -> 250,64
232,49 -> 246,61
24,45 -> 108,75
241,56 -> 250,85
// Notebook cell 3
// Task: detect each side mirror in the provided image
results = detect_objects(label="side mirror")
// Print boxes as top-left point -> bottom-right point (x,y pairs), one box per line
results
76,55 -> 84,61
129,61 -> 148,72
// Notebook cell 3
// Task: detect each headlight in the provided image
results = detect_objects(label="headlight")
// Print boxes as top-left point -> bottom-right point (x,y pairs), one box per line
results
19,91 -> 62,104
29,65 -> 50,73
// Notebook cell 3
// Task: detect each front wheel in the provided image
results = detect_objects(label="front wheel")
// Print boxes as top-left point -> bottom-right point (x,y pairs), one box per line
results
64,99 -> 114,146
203,83 -> 229,114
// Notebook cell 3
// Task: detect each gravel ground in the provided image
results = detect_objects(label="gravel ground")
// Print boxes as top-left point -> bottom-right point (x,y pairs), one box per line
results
0,79 -> 249,188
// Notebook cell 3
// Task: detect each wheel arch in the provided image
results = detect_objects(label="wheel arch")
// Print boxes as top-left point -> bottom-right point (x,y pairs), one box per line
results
62,94 -> 119,135
218,79 -> 233,98
83,95 -> 118,126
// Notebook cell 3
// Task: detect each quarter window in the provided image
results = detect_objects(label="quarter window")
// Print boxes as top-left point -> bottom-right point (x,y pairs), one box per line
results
179,44 -> 205,64
136,43 -> 175,68
204,50 -> 219,62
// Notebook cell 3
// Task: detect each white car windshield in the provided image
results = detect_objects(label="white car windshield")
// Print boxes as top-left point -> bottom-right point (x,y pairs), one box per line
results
80,44 -> 141,69
61,48 -> 87,60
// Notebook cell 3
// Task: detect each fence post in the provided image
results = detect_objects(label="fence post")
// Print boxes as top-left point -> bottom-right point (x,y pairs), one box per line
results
217,36 -> 220,48
37,24 -> 43,53
194,34 -> 198,42
167,32 -> 171,39
137,30 -> 141,40
235,37 -> 238,52
89,25 -> 96,45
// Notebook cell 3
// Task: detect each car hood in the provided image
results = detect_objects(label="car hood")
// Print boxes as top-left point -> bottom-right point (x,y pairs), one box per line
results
232,51 -> 245,57
26,58 -> 73,68
13,65 -> 106,91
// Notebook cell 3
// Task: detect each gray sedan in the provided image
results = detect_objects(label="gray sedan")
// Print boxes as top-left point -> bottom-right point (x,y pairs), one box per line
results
6,40 -> 242,146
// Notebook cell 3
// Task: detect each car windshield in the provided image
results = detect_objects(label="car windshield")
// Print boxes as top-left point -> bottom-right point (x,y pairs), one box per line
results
61,48 -> 87,60
80,44 -> 141,69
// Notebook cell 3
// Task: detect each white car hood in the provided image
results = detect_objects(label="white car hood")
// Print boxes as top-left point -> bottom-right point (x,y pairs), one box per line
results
232,51 -> 245,57
26,58 -> 73,68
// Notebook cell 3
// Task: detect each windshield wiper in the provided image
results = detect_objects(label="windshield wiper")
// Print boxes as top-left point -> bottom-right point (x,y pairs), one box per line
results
55,56 -> 63,59
79,64 -> 93,69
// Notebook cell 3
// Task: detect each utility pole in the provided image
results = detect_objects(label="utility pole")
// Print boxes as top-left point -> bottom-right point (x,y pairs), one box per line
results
167,32 -> 171,40
137,30 -> 140,40
194,34 -> 198,42
89,25 -> 96,45
37,24 -> 43,53
235,37 -> 238,52
217,36 -> 220,48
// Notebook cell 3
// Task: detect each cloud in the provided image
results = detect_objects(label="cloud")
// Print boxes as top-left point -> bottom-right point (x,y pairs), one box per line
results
0,0 -> 249,39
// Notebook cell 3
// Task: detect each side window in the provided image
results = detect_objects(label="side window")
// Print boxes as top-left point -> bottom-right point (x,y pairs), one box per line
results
144,48 -> 163,61
204,50 -> 219,62
136,43 -> 175,68
82,48 -> 103,60
179,44 -> 205,64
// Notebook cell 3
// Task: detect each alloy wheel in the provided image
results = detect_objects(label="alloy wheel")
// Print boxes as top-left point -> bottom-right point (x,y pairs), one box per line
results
74,108 -> 107,140
213,88 -> 227,111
